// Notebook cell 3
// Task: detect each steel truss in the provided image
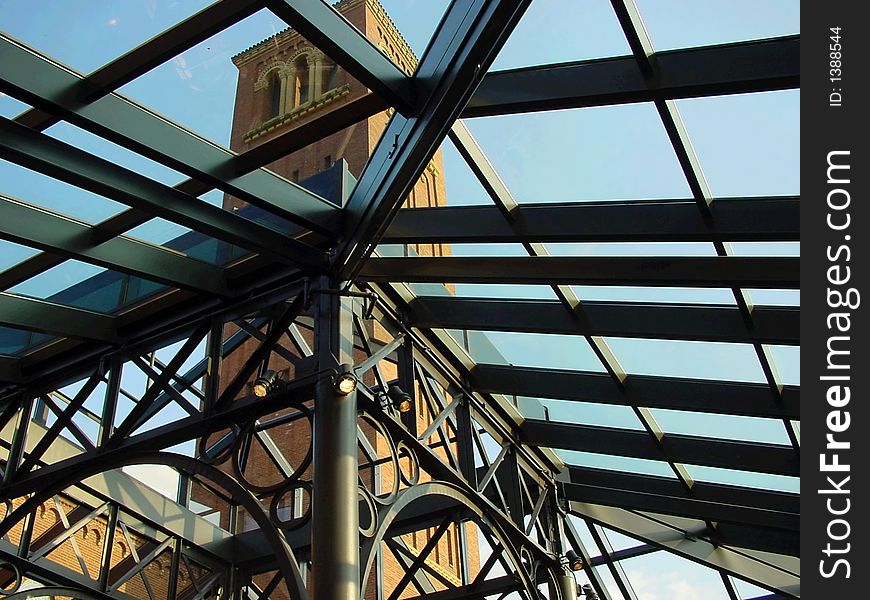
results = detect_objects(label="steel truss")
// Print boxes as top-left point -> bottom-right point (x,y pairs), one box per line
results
0,0 -> 799,599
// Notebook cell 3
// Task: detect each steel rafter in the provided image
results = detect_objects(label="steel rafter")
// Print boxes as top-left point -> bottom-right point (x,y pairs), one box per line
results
383,196 -> 800,244
566,466 -> 798,515
472,363 -> 799,419
0,34 -> 340,235
571,502 -> 799,597
522,419 -> 799,476
0,293 -> 119,344
359,256 -> 799,287
0,116 -> 327,270
463,35 -> 799,117
335,0 -> 533,276
410,297 -> 799,345
0,193 -> 231,297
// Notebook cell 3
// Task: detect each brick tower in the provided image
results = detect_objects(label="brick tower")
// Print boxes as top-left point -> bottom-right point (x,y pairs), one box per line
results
205,2 -> 475,598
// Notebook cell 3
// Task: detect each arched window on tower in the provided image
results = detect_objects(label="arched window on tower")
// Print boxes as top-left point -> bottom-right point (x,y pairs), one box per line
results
267,71 -> 282,118
294,56 -> 310,106
322,59 -> 338,93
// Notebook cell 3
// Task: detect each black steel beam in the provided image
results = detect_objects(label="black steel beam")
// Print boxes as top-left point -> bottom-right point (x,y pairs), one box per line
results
0,34 -> 340,235
336,0 -> 532,277
359,256 -> 799,288
0,293 -> 119,344
566,465 -> 798,514
564,482 -> 797,531
0,116 -> 327,270
0,194 -> 230,297
474,363 -> 799,420
383,197 -> 800,244
464,35 -> 799,117
265,0 -> 415,113
521,419 -> 798,476
410,297 -> 798,345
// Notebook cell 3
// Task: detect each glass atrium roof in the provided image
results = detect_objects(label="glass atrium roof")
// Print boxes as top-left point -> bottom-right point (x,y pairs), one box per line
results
0,1 -> 799,599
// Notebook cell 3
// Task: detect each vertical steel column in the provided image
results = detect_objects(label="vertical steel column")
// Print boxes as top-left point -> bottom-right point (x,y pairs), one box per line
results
312,276 -> 359,600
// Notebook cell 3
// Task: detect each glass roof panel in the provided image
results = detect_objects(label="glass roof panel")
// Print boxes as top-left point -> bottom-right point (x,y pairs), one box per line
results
465,103 -> 692,204
453,284 -> 558,300
525,398 -> 645,430
490,0 -> 630,70
685,464 -> 799,493
0,93 -> 30,118
635,0 -> 799,51
439,135 -> 497,207
0,159 -> 126,222
744,289 -> 799,307
0,240 -> 38,271
619,547 -> 732,600
45,121 -> 189,187
649,408 -> 792,445
126,219 -> 234,265
7,258 -> 169,314
547,242 -> 718,257
676,90 -> 800,197
116,9 -> 289,147
0,324 -> 53,355
605,337 -> 767,382
0,0 -> 214,72
730,241 -> 800,257
558,450 -> 676,478
571,285 -> 736,305
767,344 -> 800,385
469,331 -> 606,371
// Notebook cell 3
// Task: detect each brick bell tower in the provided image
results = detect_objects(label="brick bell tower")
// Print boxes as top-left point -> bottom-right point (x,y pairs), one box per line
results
203,2 -> 475,599
225,0 -> 449,245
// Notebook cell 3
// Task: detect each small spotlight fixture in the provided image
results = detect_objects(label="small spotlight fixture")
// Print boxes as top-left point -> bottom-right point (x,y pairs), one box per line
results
579,583 -> 598,600
387,385 -> 413,413
253,370 -> 280,398
565,549 -> 583,571
335,363 -> 357,396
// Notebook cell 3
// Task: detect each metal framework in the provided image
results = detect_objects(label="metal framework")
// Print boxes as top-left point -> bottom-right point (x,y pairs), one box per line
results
0,1 -> 798,599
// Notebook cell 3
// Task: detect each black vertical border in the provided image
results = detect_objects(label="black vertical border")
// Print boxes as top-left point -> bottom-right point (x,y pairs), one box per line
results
802,3 -> 869,597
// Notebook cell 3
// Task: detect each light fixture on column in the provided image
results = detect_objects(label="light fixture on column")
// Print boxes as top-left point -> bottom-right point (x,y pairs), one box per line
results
387,385 -> 413,413
578,583 -> 599,600
253,370 -> 281,398
335,363 -> 357,396
565,549 -> 583,571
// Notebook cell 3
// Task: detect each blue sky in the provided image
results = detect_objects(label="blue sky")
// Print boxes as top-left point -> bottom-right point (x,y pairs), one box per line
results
0,2 -> 799,598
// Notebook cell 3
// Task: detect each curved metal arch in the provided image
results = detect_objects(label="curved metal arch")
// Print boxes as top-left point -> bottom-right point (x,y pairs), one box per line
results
0,452 -> 308,600
3,586 -> 105,600
358,481 -> 539,600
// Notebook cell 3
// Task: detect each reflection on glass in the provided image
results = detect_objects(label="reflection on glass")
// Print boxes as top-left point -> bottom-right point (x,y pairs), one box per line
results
8,259 -> 168,315
0,324 -> 53,355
